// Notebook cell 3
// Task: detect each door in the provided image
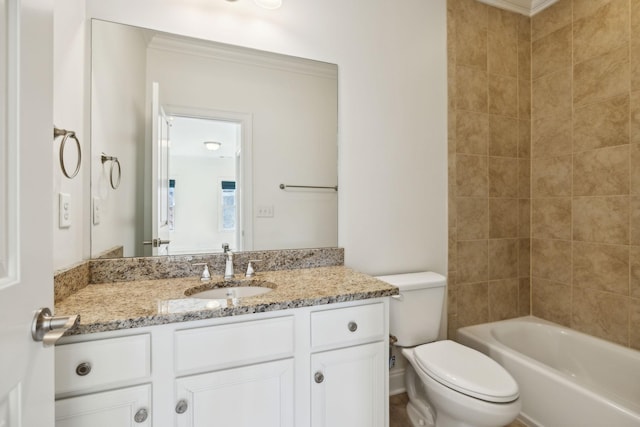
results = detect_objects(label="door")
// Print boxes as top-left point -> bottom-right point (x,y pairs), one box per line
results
150,82 -> 171,255
0,0 -> 55,426
311,342 -> 386,427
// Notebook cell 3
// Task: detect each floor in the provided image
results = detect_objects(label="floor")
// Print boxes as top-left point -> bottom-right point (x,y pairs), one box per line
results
389,393 -> 528,427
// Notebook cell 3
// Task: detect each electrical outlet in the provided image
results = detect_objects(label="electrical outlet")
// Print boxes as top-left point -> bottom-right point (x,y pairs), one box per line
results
257,205 -> 274,218
59,193 -> 71,228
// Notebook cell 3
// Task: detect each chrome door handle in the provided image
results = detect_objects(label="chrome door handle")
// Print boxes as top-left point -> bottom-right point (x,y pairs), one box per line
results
142,238 -> 171,247
31,307 -> 80,346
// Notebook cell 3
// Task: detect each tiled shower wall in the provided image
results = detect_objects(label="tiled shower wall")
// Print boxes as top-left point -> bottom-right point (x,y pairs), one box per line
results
447,0 -> 531,337
448,0 -> 640,350
529,0 -> 640,350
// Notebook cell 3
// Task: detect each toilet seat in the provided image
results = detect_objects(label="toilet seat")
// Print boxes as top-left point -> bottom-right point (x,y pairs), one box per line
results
413,340 -> 519,403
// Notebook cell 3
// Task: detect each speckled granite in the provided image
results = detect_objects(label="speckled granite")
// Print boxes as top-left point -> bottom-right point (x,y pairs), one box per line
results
89,247 -> 344,283
54,261 -> 90,303
55,266 -> 397,335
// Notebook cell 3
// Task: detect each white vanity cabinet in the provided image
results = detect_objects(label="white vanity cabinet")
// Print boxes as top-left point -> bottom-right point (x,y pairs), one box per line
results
54,298 -> 389,427
309,303 -> 387,427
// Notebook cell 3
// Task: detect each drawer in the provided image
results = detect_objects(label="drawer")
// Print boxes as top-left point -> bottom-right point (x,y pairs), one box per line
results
55,334 -> 151,396
311,303 -> 385,349
174,316 -> 294,374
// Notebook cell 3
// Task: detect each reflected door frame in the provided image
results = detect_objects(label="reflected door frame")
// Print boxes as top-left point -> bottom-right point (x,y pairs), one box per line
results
164,105 -> 253,252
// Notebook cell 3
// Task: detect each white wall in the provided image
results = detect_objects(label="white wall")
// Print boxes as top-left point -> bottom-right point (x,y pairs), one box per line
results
90,20 -> 148,258
55,0 -> 448,277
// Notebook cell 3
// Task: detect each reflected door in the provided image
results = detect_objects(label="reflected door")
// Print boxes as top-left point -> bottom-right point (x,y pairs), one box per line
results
150,82 -> 171,255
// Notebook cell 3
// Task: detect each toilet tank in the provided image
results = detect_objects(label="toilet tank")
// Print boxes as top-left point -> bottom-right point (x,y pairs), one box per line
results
376,272 -> 446,347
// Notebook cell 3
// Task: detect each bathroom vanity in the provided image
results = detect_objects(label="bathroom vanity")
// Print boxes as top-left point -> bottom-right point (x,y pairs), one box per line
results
53,265 -> 397,427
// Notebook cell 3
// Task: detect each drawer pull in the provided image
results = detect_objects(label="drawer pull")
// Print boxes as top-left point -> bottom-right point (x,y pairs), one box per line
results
348,321 -> 358,332
75,362 -> 92,376
175,399 -> 188,414
134,408 -> 148,423
314,371 -> 324,383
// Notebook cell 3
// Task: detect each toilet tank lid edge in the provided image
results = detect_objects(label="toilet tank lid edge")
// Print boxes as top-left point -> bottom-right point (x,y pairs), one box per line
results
375,271 -> 446,290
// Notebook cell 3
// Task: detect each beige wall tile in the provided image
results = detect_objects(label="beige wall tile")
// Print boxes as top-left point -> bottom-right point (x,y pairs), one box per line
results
532,25 -> 572,80
631,92 -> 640,145
448,285 -> 458,315
518,158 -> 530,198
532,155 -> 572,197
519,199 -> 531,238
632,39 -> 640,93
456,65 -> 488,113
489,238 -> 518,279
489,116 -> 519,157
630,246 -> 640,298
449,189 -> 457,226
458,282 -> 489,327
518,238 -> 530,277
630,298 -> 640,351
457,197 -> 488,240
447,313 -> 459,340
457,240 -> 489,284
531,109 -> 572,157
573,196 -> 629,244
531,238 -> 572,283
531,0 -> 572,41
573,0 -> 617,21
573,95 -> 630,151
489,157 -> 518,197
573,241 -> 629,295
518,78 -> 531,120
456,25 -> 488,70
489,7 -> 518,40
632,197 -> 640,245
489,198 -> 519,238
572,287 -> 629,346
489,278 -> 519,321
573,0 -> 629,64
573,145 -> 630,196
532,67 -> 572,119
517,14 -> 531,42
532,197 -> 572,240
449,228 -> 457,272
531,277 -> 571,325
519,277 -> 531,315
448,59 -> 457,112
518,38 -> 532,82
488,30 -> 517,77
489,75 -> 518,117
574,44 -> 630,107
631,144 -> 640,195
518,120 -> 531,158
457,111 -> 489,155
456,154 -> 488,197
451,0 -> 488,29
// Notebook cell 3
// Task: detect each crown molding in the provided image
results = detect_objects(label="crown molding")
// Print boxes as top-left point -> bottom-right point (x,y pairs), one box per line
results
476,0 -> 558,16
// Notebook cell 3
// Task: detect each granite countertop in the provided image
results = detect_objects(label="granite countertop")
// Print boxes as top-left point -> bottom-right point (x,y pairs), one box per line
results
55,266 -> 398,335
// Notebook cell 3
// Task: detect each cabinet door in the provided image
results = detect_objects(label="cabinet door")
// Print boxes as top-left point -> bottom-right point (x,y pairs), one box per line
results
311,341 -> 386,427
175,358 -> 294,427
55,384 -> 151,427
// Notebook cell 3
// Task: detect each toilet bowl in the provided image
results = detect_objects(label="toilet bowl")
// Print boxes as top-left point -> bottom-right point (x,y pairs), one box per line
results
402,341 -> 521,427
376,272 -> 521,427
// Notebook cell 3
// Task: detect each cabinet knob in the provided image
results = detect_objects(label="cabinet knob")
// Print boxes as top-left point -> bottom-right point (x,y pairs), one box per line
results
175,399 -> 188,414
314,371 -> 324,383
348,321 -> 358,332
75,362 -> 92,376
134,408 -> 148,423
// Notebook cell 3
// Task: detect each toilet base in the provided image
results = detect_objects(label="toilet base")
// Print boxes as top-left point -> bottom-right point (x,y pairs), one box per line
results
406,400 -> 434,427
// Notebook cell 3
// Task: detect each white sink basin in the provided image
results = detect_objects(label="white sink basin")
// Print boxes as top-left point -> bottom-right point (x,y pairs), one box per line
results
189,286 -> 273,299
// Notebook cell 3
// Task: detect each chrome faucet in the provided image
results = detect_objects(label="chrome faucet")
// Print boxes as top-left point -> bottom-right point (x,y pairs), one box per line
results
222,243 -> 234,280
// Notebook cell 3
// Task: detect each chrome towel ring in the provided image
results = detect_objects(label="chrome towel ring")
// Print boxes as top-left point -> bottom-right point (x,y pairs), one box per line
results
53,126 -> 81,179
101,153 -> 121,190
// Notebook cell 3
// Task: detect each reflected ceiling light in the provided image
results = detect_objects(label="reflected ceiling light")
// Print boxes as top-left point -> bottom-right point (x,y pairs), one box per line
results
254,0 -> 282,9
204,141 -> 222,151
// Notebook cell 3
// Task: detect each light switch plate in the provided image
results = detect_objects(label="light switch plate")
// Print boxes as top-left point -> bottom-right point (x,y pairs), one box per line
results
257,205 -> 274,218
59,193 -> 71,228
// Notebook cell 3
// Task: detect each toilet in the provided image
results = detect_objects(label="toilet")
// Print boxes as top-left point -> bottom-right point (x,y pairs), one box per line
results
377,272 -> 521,427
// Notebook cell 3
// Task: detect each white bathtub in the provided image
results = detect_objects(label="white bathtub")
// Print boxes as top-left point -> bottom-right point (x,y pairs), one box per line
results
457,316 -> 640,427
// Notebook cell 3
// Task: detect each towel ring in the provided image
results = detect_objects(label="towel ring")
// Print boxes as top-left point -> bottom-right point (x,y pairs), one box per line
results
54,127 -> 81,179
101,153 -> 121,190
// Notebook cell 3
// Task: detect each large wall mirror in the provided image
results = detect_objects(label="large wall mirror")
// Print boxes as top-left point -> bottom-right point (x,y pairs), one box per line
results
90,19 -> 338,259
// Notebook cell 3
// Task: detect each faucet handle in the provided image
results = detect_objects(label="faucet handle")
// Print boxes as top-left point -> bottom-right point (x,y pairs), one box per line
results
191,262 -> 211,281
245,260 -> 262,278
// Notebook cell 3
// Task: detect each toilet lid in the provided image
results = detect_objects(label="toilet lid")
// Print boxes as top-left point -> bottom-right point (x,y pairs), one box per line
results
413,340 -> 519,403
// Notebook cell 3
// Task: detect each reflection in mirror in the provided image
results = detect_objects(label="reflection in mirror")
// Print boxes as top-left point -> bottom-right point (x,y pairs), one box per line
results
90,19 -> 338,259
